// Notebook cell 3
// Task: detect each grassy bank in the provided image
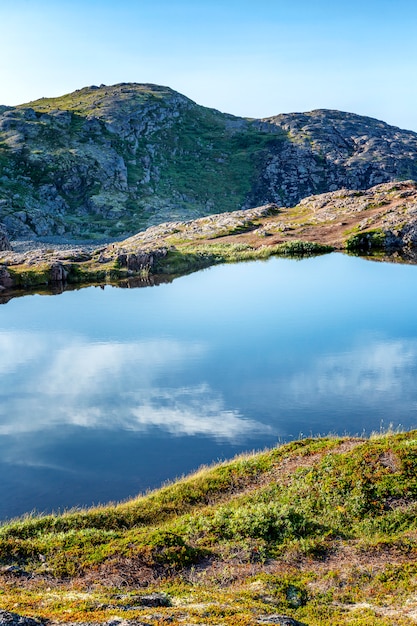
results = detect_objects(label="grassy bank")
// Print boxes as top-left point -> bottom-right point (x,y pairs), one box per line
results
152,240 -> 333,275
2,430 -> 417,624
2,240 -> 333,292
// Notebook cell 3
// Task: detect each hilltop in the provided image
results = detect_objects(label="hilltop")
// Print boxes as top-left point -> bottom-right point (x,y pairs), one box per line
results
1,431 -> 417,625
0,83 -> 417,240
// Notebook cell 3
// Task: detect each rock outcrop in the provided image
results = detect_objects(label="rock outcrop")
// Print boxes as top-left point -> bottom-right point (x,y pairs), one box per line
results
0,223 -> 11,250
257,617 -> 306,626
0,611 -> 42,626
0,83 -> 416,240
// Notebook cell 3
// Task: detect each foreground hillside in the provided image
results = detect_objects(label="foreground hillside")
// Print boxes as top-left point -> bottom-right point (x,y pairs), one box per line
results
1,82 -> 417,239
1,179 -> 417,295
1,431 -> 417,625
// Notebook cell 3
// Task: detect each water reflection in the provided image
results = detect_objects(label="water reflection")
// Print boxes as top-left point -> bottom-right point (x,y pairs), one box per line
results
288,338 -> 417,398
0,274 -> 174,305
1,253 -> 417,519
0,335 -> 270,439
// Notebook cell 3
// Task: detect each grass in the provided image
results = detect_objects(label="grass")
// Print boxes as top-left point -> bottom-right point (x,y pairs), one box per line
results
153,241 -> 333,275
2,239 -> 333,291
2,431 -> 417,624
6,260 -> 126,288
345,229 -> 387,251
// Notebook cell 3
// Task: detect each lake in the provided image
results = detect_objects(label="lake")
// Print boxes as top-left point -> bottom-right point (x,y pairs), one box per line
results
1,252 -> 417,521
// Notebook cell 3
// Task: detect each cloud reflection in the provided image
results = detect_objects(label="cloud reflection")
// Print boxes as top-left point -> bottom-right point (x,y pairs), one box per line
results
287,338 -> 417,403
0,332 -> 43,374
0,334 -> 271,440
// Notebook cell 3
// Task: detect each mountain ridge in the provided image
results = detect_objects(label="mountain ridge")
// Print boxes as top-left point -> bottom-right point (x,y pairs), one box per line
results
0,82 -> 416,240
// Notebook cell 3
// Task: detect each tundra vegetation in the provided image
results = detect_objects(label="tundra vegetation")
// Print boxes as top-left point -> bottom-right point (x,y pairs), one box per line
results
1,430 -> 417,625
2,84 -> 417,624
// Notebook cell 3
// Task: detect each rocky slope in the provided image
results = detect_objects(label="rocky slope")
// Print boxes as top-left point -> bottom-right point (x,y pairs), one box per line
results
0,83 -> 416,239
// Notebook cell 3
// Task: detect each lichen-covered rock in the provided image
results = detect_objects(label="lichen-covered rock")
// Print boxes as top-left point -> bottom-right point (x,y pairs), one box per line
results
116,248 -> 167,271
257,615 -> 307,626
136,592 -> 171,607
49,262 -> 68,282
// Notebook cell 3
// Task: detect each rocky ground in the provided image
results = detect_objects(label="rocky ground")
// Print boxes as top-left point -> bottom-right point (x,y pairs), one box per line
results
107,178 -> 417,252
0,609 -> 305,626
1,180 -> 417,296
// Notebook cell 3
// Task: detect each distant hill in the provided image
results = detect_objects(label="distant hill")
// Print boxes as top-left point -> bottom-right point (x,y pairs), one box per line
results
0,82 -> 416,239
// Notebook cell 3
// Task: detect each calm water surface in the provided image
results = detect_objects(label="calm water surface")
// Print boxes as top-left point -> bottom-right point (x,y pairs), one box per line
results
1,253 -> 417,520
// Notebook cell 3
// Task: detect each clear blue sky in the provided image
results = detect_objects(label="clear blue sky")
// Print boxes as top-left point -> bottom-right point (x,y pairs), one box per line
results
2,0 -> 417,130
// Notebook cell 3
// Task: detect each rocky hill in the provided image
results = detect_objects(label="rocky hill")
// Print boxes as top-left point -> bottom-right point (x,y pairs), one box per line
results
0,83 -> 416,240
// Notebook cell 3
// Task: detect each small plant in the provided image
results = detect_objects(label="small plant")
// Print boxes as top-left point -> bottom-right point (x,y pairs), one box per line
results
345,229 -> 386,251
142,530 -> 205,568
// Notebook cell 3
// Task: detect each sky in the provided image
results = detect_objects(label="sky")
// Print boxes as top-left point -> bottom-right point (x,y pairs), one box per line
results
1,0 -> 417,130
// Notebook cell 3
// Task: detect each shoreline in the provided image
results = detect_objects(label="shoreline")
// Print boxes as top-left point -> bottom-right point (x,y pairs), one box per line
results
2,181 -> 417,298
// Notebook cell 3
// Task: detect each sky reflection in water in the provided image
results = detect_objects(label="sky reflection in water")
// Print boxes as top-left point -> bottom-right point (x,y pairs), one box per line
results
1,253 -> 417,519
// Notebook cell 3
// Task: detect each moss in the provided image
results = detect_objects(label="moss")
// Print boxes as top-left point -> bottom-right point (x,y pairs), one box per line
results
2,84 -> 290,238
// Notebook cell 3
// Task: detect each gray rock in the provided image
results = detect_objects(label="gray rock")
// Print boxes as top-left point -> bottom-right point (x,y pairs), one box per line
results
257,615 -> 307,626
0,266 -> 14,289
285,584 -> 307,608
49,263 -> 68,282
0,611 -> 43,626
0,565 -> 30,577
0,223 -> 12,251
136,592 -> 171,607
116,248 -> 167,272
1,83 -> 417,239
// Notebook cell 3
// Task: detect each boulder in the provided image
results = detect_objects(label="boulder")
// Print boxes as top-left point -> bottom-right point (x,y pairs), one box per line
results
49,262 -> 68,282
0,266 -> 14,289
137,592 -> 171,607
116,248 -> 167,272
0,611 -> 43,626
0,223 -> 12,251
257,616 -> 307,626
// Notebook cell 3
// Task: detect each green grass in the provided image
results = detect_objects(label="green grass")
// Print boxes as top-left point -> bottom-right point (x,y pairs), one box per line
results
7,263 -> 53,287
154,241 -> 334,274
21,84 -> 167,117
2,431 -> 417,624
5,259 -> 131,289
345,228 -> 386,251
3,240 -> 333,291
